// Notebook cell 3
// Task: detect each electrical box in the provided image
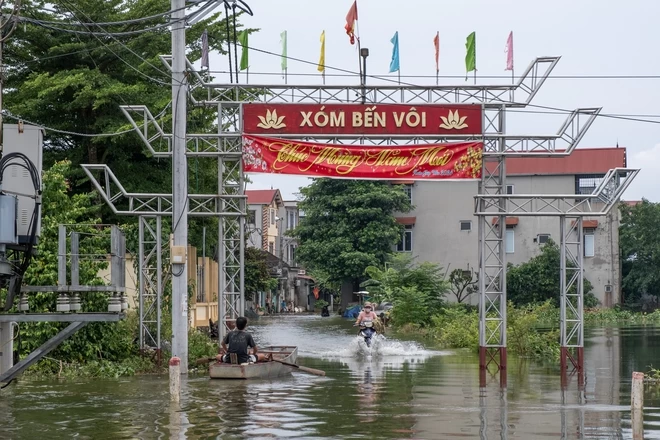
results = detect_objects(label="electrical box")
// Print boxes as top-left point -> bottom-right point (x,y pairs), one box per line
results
169,234 -> 187,264
2,124 -> 44,243
0,194 -> 18,244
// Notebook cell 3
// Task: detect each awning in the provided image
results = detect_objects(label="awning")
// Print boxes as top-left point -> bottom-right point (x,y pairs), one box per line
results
395,217 -> 416,225
571,219 -> 599,229
491,216 -> 519,226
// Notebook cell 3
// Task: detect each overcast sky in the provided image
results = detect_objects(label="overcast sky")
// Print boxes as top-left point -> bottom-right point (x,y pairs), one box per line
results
206,0 -> 659,202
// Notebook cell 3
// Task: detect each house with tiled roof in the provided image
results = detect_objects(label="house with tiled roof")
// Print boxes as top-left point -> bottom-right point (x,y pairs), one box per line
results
393,146 -> 628,306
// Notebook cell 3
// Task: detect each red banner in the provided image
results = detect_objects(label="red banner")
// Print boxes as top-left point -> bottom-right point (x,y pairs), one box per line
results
242,103 -> 483,136
242,135 -> 483,180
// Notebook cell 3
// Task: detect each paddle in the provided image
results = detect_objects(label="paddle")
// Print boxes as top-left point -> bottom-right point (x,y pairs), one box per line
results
195,356 -> 326,377
271,359 -> 326,376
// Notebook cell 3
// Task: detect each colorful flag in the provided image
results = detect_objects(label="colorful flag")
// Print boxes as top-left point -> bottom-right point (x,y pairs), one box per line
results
505,31 -> 514,71
465,31 -> 476,78
201,29 -> 209,69
433,31 -> 439,73
318,30 -> 326,73
280,30 -> 288,71
238,30 -> 249,71
345,1 -> 358,45
389,31 -> 400,73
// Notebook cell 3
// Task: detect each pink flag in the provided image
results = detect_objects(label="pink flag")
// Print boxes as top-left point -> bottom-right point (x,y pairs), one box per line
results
433,32 -> 439,73
505,31 -> 513,71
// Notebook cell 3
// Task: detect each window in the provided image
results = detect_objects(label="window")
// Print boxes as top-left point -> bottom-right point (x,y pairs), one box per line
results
268,242 -> 274,254
506,185 -> 514,195
270,209 -> 276,225
397,225 -> 413,252
460,221 -> 472,231
537,234 -> 550,244
584,228 -> 595,257
288,244 -> 296,265
575,174 -> 605,195
247,210 -> 257,225
402,184 -> 413,204
505,229 -> 515,254
287,209 -> 297,231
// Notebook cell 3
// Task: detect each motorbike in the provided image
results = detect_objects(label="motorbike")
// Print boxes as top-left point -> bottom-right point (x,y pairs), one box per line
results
357,321 -> 377,348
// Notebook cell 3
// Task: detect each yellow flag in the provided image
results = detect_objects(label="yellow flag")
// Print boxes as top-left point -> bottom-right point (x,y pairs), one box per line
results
317,30 -> 326,73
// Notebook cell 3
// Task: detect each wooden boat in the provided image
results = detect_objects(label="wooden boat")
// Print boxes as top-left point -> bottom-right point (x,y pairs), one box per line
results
209,346 -> 298,380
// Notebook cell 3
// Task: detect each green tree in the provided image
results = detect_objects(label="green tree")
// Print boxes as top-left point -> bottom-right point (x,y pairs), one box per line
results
619,200 -> 660,303
506,240 -> 597,307
293,179 -> 411,305
244,247 -> 278,302
362,253 -> 448,326
3,0 -> 251,253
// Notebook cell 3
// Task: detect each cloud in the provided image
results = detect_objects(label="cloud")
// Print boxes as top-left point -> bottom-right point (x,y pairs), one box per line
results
623,144 -> 660,202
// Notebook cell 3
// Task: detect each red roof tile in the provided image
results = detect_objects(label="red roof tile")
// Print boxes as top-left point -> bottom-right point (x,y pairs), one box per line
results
488,147 -> 626,176
245,189 -> 282,205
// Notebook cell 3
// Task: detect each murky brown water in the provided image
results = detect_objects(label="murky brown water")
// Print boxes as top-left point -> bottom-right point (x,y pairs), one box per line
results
1,316 -> 659,439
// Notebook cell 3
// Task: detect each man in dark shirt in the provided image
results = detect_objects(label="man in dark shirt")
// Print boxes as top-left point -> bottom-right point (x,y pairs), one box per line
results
220,316 -> 262,364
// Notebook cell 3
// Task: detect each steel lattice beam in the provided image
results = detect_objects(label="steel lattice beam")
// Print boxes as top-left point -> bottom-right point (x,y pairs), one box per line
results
138,216 -> 167,351
474,168 -> 639,216
159,56 -> 560,107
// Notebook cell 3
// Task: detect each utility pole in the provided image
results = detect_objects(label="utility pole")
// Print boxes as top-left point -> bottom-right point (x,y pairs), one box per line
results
171,0 -> 189,372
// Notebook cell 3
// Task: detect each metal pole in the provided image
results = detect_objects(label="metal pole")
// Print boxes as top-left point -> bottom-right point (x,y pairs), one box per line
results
138,217 -> 145,350
218,156 -> 227,343
171,0 -> 189,373
0,37 -> 4,156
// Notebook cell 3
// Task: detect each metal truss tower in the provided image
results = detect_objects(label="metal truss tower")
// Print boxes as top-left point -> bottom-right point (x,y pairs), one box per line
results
84,52 -> 638,383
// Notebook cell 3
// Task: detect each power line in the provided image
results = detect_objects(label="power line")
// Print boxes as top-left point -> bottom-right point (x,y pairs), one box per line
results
219,42 -> 660,126
207,69 -> 660,81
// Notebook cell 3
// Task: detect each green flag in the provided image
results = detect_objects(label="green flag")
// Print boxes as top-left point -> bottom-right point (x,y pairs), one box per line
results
465,31 -> 476,79
238,30 -> 249,71
280,30 -> 287,71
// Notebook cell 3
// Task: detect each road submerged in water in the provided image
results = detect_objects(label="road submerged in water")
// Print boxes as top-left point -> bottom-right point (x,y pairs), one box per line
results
1,314 -> 660,439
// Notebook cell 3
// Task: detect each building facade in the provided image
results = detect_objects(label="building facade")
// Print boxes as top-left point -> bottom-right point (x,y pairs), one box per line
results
245,190 -> 313,310
393,147 -> 627,306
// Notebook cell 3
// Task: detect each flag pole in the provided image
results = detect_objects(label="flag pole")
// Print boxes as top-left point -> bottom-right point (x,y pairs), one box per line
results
285,68 -> 288,85
246,67 -> 249,84
436,70 -> 439,86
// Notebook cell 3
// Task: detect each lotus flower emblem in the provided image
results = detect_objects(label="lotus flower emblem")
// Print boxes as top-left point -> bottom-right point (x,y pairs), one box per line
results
439,110 -> 468,130
257,109 -> 286,130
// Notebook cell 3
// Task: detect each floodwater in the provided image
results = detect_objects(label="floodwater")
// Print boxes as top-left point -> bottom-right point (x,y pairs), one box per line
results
1,316 -> 660,439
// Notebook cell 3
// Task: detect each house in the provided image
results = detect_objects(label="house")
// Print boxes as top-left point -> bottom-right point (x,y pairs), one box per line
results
245,190 -> 314,311
393,147 -> 627,306
246,189 -> 283,253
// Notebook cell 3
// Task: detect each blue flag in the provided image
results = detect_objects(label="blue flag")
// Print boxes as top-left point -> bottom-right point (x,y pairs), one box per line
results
389,31 -> 400,73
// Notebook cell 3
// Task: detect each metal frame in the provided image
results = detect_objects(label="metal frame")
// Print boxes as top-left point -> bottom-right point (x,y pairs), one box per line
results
101,52 -> 638,384
138,216 -> 166,352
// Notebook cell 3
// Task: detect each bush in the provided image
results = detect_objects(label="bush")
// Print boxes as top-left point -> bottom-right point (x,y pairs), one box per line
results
430,302 -> 560,362
431,304 -> 479,349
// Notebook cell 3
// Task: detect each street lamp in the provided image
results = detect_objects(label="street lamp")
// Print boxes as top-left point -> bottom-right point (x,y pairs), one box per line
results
360,47 -> 369,105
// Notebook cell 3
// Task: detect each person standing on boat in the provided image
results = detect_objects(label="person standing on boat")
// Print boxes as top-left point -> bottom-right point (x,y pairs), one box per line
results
220,317 -> 268,364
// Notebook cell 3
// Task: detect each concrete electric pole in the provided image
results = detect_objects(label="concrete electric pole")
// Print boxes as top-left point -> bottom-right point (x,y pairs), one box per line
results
170,0 -> 189,373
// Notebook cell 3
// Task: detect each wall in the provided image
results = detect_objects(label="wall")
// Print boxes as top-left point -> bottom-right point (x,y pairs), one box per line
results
247,204 -> 263,249
403,175 -> 621,306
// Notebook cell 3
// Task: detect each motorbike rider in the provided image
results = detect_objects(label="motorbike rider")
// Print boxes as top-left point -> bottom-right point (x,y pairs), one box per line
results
355,302 -> 379,332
